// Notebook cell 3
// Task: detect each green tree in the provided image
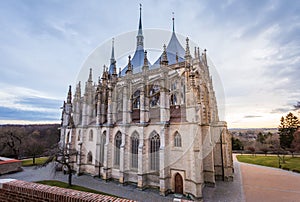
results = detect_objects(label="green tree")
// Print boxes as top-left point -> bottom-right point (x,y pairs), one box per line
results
278,112 -> 299,149
232,137 -> 243,150
256,132 -> 266,144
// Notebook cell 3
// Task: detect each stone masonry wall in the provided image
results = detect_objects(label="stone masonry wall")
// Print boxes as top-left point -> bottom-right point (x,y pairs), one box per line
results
0,158 -> 22,175
0,179 -> 135,202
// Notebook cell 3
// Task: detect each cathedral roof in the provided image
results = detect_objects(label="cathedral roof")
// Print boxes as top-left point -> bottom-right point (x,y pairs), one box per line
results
153,17 -> 185,67
120,4 -> 151,76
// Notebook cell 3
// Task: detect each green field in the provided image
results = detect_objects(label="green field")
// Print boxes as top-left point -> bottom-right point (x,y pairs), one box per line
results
36,180 -> 118,197
236,155 -> 300,172
21,157 -> 48,166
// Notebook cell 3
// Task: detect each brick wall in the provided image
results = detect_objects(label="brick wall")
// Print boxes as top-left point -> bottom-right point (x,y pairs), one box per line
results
0,179 -> 135,202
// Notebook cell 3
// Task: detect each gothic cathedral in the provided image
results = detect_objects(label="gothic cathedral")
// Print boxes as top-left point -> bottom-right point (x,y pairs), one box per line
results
60,7 -> 233,200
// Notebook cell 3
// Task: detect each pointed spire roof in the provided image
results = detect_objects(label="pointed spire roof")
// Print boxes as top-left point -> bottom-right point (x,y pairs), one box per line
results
110,38 -> 115,64
108,38 -> 117,75
185,37 -> 191,59
138,4 -> 143,36
67,85 -> 72,104
88,68 -> 93,82
153,13 -> 185,66
172,12 -> 175,32
161,44 -> 168,66
120,4 -> 151,76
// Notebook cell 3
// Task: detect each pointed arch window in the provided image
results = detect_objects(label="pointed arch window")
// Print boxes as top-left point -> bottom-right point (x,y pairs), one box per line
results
114,132 -> 122,167
89,130 -> 93,141
131,132 -> 139,169
174,132 -> 182,147
117,90 -> 123,112
87,151 -> 93,164
149,83 -> 160,107
133,90 -> 140,109
181,79 -> 186,104
100,131 -> 106,165
170,93 -> 177,105
77,130 -> 81,141
66,131 -> 70,144
150,132 -> 160,171
170,80 -> 178,106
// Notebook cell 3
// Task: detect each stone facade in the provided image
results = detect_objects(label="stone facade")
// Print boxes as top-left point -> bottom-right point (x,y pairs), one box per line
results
60,8 -> 233,200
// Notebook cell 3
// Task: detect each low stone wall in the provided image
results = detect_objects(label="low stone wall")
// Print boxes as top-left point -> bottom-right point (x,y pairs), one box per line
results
0,179 -> 135,202
0,157 -> 22,175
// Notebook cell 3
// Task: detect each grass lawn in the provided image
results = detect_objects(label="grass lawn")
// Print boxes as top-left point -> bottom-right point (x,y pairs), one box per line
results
236,155 -> 300,172
22,157 -> 48,166
36,180 -> 119,197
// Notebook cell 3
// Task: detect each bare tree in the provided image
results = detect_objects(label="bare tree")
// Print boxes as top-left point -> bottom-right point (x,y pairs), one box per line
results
25,138 -> 45,164
0,128 -> 24,158
260,147 -> 269,156
292,128 -> 300,152
247,146 -> 256,156
42,144 -> 78,186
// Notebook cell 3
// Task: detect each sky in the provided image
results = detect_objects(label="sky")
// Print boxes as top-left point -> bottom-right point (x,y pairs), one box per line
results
0,0 -> 299,128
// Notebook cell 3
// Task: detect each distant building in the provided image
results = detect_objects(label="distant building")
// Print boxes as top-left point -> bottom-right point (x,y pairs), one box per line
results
60,6 -> 233,200
0,157 -> 22,175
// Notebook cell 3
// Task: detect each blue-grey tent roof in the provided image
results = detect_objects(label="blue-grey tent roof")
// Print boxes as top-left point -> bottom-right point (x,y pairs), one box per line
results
108,63 -> 115,75
120,49 -> 151,76
153,32 -> 185,66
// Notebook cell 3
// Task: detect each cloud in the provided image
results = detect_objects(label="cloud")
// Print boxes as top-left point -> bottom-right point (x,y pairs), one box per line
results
270,108 -> 292,114
0,106 -> 60,121
244,115 -> 263,119
0,0 -> 299,127
0,84 -> 62,123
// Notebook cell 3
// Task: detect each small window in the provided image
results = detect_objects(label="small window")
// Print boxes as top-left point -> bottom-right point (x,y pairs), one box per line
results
174,132 -> 182,147
89,130 -> 93,141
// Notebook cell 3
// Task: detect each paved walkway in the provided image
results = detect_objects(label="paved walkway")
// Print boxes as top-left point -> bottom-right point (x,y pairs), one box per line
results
240,161 -> 300,202
1,157 -> 299,201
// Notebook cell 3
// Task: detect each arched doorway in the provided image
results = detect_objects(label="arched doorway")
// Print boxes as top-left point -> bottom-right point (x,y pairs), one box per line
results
175,173 -> 183,194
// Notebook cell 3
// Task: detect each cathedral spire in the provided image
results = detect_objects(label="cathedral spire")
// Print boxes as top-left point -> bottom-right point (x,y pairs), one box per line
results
138,4 -> 142,35
161,44 -> 168,66
172,12 -> 175,33
75,81 -> 81,98
185,37 -> 191,59
67,85 -> 72,104
136,4 -> 144,50
143,50 -> 149,68
108,38 -> 117,75
88,68 -> 93,82
110,38 -> 115,65
126,55 -> 132,74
